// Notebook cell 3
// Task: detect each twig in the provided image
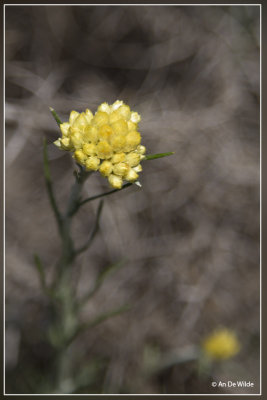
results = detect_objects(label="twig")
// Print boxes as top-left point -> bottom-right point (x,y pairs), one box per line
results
78,260 -> 126,307
75,200 -> 104,255
43,138 -> 63,232
78,182 -> 132,207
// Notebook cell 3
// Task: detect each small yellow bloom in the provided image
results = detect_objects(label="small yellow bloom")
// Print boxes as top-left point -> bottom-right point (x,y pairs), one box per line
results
72,112 -> 88,128
98,124 -> 113,141
85,156 -> 100,171
108,174 -> 123,189
127,120 -> 137,132
61,137 -> 72,150
133,164 -> 142,173
126,152 -> 141,167
83,143 -> 96,156
69,110 -> 80,125
124,131 -> 141,152
111,153 -> 126,164
60,122 -> 70,136
136,145 -> 146,155
54,100 -> 146,188
117,104 -> 131,120
97,141 -> 113,159
99,160 -> 113,177
110,134 -> 126,152
202,329 -> 240,360
130,111 -> 141,123
125,168 -> 139,182
70,129 -> 84,149
109,110 -> 122,124
92,111 -> 109,127
113,162 -> 129,177
84,125 -> 99,144
111,119 -> 128,136
74,150 -> 87,164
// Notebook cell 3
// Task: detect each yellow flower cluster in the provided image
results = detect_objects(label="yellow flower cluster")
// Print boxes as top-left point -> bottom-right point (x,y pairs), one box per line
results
202,329 -> 240,360
54,100 -> 146,189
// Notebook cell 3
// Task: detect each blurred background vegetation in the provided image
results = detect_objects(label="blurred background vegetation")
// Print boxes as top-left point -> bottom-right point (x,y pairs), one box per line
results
5,5 -> 260,394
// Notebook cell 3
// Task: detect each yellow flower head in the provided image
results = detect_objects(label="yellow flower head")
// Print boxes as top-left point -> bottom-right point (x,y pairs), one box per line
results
202,328 -> 240,360
54,101 -> 146,189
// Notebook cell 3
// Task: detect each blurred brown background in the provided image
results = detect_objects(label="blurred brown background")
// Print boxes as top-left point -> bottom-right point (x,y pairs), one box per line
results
5,5 -> 260,394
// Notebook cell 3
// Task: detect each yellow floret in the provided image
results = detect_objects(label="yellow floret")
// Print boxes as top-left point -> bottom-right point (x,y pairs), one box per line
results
97,141 -> 113,159
85,108 -> 93,123
98,102 -> 111,114
111,153 -> 126,164
124,131 -> 141,152
74,150 -> 87,164
109,110 -> 121,124
69,110 -> 80,125
70,129 -> 84,149
133,164 -> 142,173
83,125 -> 99,144
113,162 -> 129,177
136,144 -> 146,155
202,329 -> 240,360
125,168 -> 139,182
126,152 -> 141,167
127,120 -> 137,132
85,156 -> 100,171
111,100 -> 124,111
111,119 -> 128,136
108,174 -> 123,189
60,122 -> 70,137
98,124 -> 113,141
72,112 -> 88,128
54,139 -> 62,148
118,104 -> 131,120
61,137 -> 72,150
83,143 -> 96,156
130,111 -> 141,123
99,160 -> 113,177
110,135 -> 126,152
93,111 -> 109,127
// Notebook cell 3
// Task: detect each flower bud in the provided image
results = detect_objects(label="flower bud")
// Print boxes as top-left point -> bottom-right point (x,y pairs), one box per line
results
108,174 -> 123,189
113,162 -> 129,177
99,161 -> 113,177
85,156 -> 100,171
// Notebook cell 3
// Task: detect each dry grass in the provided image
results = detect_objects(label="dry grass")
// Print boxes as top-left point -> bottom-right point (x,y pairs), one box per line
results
5,5 -> 260,394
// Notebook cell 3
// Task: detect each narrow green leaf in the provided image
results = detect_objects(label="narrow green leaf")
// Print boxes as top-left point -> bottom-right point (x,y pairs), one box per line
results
43,138 -> 62,229
88,304 -> 131,328
78,182 -> 132,207
144,152 -> 174,160
49,107 -> 62,126
75,199 -> 104,254
96,259 -> 126,287
79,259 -> 126,306
67,304 -> 131,346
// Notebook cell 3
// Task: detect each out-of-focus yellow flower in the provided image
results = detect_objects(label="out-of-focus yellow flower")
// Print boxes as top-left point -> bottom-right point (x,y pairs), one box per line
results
54,101 -> 146,189
202,329 -> 240,360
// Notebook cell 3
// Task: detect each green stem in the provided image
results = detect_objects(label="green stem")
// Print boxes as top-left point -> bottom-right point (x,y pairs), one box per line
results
65,169 -> 92,217
75,200 -> 104,255
43,139 -> 63,233
66,304 -> 131,346
78,182 -> 132,207
78,259 -> 125,307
